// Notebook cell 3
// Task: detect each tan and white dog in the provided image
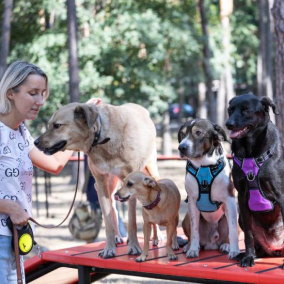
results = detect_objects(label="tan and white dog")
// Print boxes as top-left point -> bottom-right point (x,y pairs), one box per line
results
115,171 -> 180,262
178,118 -> 240,259
34,101 -> 159,258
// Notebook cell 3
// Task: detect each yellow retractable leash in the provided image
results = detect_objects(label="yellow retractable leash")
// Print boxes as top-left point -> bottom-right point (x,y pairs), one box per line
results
7,217 -> 35,256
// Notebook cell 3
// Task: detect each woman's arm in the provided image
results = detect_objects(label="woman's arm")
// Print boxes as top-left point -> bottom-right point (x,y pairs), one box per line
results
0,200 -> 29,226
29,146 -> 74,174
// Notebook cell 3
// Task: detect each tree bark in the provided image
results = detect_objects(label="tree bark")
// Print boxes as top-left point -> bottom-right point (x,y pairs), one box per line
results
218,0 -> 235,128
161,110 -> 172,156
198,82 -> 207,119
198,0 -> 216,122
0,0 -> 13,79
66,0 -> 80,103
258,0 -> 275,122
272,0 -> 284,143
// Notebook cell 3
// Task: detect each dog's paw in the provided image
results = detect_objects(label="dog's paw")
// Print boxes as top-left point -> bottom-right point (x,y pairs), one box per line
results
182,243 -> 190,253
136,254 -> 147,262
98,247 -> 116,259
127,241 -> 142,255
152,239 -> 158,246
219,243 -> 230,254
186,248 -> 199,258
233,252 -> 255,267
240,255 -> 255,267
168,253 -> 178,261
228,249 -> 241,259
115,235 -> 124,245
172,240 -> 180,251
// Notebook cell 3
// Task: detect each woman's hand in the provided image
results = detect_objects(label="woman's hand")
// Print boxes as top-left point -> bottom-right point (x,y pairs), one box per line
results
9,202 -> 30,226
0,200 -> 30,226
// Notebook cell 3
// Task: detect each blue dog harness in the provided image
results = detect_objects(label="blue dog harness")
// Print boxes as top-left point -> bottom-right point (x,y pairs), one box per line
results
233,150 -> 274,212
186,157 -> 225,212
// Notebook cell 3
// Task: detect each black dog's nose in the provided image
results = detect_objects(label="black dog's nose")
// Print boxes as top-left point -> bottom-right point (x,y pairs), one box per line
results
225,119 -> 235,129
34,139 -> 39,146
178,144 -> 188,152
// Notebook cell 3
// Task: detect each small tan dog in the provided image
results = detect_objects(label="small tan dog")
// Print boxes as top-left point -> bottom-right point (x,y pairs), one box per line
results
115,171 -> 181,262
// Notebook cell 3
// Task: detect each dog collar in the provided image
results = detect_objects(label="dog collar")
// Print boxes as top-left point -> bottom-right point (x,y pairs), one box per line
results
233,149 -> 274,212
91,115 -> 110,148
143,190 -> 161,210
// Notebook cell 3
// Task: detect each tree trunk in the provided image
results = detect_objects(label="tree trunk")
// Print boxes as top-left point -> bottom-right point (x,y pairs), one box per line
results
66,0 -> 80,103
198,0 -> 216,122
198,82 -> 207,119
0,0 -> 13,79
272,0 -> 284,144
218,0 -> 235,128
178,80 -> 184,124
258,0 -> 275,122
161,110 -> 172,156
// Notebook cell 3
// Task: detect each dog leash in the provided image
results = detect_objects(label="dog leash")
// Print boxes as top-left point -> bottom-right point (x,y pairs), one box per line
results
10,151 -> 81,283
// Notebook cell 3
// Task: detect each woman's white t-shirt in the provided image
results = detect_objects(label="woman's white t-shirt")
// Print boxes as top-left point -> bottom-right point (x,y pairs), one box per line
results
0,122 -> 34,236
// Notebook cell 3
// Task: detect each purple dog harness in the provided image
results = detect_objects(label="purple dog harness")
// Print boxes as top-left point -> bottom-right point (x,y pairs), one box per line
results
233,150 -> 274,212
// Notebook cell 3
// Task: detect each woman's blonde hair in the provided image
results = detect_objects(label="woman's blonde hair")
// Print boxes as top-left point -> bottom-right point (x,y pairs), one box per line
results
0,60 -> 49,114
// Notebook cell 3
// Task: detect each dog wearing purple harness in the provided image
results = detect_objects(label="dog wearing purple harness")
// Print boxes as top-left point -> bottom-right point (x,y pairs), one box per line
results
226,93 -> 284,267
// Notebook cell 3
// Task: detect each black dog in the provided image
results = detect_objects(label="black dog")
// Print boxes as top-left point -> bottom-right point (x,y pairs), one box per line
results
225,93 -> 284,267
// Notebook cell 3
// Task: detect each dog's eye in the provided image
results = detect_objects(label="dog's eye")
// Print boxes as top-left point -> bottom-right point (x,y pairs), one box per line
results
195,131 -> 202,137
53,124 -> 62,129
243,109 -> 253,116
126,181 -> 133,187
228,107 -> 234,115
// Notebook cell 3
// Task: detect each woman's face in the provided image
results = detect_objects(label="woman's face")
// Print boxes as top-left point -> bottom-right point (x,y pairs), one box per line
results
8,74 -> 47,121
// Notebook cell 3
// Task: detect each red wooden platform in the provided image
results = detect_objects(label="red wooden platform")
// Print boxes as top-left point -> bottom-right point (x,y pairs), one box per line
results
25,229 -> 284,284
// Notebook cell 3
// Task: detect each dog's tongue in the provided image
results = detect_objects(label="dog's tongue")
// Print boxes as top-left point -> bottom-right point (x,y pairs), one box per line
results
229,127 -> 248,139
114,194 -> 120,201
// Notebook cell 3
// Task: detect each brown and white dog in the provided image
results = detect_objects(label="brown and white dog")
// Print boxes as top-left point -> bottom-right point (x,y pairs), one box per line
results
34,101 -> 160,258
115,171 -> 181,262
178,118 -> 240,259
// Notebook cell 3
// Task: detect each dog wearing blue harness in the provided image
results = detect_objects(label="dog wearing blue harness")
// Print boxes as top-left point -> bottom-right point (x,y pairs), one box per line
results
178,118 -> 240,259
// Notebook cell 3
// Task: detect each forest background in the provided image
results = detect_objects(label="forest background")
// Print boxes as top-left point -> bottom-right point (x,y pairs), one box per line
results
1,0 -> 284,153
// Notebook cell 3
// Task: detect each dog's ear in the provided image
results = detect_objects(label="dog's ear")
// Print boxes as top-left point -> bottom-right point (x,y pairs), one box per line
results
178,124 -> 186,143
178,119 -> 195,142
213,124 -> 229,142
142,177 -> 157,188
208,124 -> 229,156
260,97 -> 279,115
74,105 -> 99,128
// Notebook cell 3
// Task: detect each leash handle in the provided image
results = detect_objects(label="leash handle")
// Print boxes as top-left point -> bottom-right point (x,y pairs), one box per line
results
30,151 -> 81,229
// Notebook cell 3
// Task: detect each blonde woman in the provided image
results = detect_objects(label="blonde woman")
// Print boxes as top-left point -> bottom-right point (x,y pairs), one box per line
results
0,61 -> 73,283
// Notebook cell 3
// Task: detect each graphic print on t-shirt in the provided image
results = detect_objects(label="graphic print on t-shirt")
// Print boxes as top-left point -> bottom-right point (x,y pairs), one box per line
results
0,122 -> 34,236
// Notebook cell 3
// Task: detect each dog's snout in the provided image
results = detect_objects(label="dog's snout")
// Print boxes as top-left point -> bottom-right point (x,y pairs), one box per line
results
225,119 -> 235,129
178,144 -> 188,152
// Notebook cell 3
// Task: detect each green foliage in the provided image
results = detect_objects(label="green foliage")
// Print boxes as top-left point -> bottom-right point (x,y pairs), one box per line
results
0,0 -> 259,134
230,0 -> 259,93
